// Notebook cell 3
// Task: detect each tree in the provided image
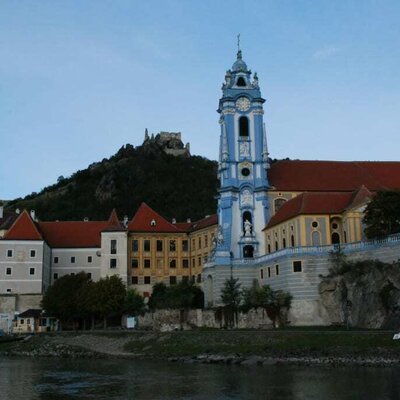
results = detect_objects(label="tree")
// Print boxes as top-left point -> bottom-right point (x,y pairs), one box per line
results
91,275 -> 126,328
257,285 -> 292,328
148,281 -> 204,310
220,277 -> 242,328
41,272 -> 92,329
220,277 -> 242,310
123,289 -> 146,316
363,190 -> 400,239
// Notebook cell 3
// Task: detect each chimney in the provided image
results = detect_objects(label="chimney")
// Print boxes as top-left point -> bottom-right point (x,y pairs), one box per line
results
0,206 -> 3,219
172,218 -> 176,224
15,208 -> 20,214
123,215 -> 129,228
30,210 -> 36,221
84,217 -> 89,222
186,218 -> 191,223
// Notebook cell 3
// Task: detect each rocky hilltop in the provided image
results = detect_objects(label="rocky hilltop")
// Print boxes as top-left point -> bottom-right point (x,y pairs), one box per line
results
5,133 -> 218,222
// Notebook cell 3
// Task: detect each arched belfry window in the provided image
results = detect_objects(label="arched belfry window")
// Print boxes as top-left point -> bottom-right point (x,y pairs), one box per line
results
239,116 -> 249,137
236,77 -> 246,87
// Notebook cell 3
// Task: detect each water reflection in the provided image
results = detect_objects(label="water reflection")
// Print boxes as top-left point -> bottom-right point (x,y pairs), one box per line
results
0,358 -> 399,400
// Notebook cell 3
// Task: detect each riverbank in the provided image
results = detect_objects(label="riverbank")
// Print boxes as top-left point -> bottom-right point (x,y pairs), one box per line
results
1,329 -> 399,366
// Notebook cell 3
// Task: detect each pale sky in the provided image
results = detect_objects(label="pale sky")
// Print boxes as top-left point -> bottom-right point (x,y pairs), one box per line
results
1,1 -> 400,199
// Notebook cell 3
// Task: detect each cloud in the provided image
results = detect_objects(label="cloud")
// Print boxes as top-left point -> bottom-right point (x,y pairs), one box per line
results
313,46 -> 342,60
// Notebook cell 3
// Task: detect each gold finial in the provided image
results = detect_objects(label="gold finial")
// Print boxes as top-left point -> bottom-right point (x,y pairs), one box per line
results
237,33 -> 241,52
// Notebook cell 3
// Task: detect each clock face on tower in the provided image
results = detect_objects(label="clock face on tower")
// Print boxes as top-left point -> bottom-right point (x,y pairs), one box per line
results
236,97 -> 250,112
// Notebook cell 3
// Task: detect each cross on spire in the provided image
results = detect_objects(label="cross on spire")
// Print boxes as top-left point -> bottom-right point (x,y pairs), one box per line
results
237,33 -> 240,52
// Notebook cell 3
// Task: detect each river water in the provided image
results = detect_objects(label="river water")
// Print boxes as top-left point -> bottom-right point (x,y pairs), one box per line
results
0,358 -> 400,399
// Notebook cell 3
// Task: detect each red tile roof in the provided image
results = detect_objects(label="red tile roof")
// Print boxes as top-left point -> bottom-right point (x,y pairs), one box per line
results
266,191 -> 361,229
269,160 -> 400,191
38,221 -> 108,248
102,209 -> 125,232
190,214 -> 218,231
128,203 -> 185,233
4,210 -> 43,241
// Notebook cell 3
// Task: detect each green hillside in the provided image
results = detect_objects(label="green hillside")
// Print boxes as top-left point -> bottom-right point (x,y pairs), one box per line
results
5,141 -> 219,222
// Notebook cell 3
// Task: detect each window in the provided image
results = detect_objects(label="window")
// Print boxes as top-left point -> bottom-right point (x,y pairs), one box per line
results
6,289 -> 11,293
71,256 -> 75,264
29,267 -> 35,275
87,256 -> 92,263
198,237 -> 202,249
169,240 -> 176,252
6,267 -> 12,276
267,267 -> 271,278
144,240 -> 151,252
132,240 -> 139,252
192,258 -> 195,268
54,257 -> 59,264
239,116 -> 249,137
20,319 -> 24,325
197,274 -> 202,283
198,257 -> 202,266
312,221 -> 319,228
241,167 -> 250,177
53,273 -> 58,280
260,269 -> 264,279
293,261 -> 302,273
182,259 -> 189,268
156,240 -> 163,252
275,241 -> 278,251
7,250 -> 12,258
30,250 -> 36,258
182,240 -> 189,252
169,259 -> 176,269
87,273 -> 92,279
332,223 -> 338,230
282,238 -> 286,248
291,235 -> 295,247
131,259 -> 139,268
331,232 -> 340,244
150,219 -> 156,226
144,276 -> 151,284
204,236 -> 208,247
144,259 -> 151,269
192,239 -> 195,250
111,240 -> 117,255
274,198 -> 286,213
267,244 -> 271,254
275,265 -> 280,275
110,258 -> 117,269
131,276 -> 138,285
236,77 -> 246,86
243,245 -> 254,258
169,276 -> 177,285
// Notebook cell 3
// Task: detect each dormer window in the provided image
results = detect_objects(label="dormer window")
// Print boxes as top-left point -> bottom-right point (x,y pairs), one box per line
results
236,77 -> 246,87
150,219 -> 156,226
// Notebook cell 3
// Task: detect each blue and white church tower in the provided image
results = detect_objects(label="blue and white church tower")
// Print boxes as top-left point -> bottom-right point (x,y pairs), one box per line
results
204,49 -> 270,305
215,49 -> 270,263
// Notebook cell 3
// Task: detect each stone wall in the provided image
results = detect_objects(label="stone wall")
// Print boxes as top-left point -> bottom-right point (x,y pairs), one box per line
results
137,308 -> 273,331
